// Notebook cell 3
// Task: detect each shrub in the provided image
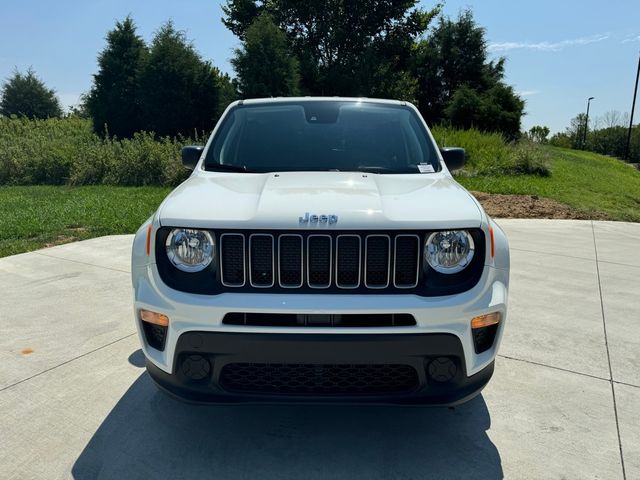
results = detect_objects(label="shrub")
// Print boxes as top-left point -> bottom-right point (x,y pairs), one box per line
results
432,126 -> 551,177
508,140 -> 552,176
0,117 -> 191,186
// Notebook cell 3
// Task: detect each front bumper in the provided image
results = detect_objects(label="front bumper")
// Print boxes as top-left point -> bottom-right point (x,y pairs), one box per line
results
146,331 -> 495,405
132,259 -> 507,404
135,259 -> 507,365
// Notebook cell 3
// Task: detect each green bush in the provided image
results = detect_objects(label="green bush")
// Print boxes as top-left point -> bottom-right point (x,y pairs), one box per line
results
0,117 -> 191,186
432,126 -> 551,177
0,117 -> 550,186
508,140 -> 552,176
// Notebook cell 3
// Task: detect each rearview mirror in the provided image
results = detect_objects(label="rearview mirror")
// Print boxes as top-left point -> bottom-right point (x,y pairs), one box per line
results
181,145 -> 205,170
440,147 -> 466,171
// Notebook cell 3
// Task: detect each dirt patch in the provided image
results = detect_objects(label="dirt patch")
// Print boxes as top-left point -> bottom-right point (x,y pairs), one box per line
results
470,191 -> 608,220
44,235 -> 78,248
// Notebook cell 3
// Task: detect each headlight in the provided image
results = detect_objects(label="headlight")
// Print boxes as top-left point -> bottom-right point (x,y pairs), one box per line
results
425,230 -> 475,274
165,228 -> 215,272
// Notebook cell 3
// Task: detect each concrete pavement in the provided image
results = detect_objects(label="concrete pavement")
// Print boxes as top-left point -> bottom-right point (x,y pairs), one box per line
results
0,220 -> 638,479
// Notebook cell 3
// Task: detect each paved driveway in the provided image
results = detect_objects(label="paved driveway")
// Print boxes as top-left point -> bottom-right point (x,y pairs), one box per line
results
0,220 -> 638,480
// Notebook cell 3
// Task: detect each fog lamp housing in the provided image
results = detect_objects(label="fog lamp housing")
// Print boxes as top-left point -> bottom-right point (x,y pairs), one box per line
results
140,309 -> 169,351
471,312 -> 501,354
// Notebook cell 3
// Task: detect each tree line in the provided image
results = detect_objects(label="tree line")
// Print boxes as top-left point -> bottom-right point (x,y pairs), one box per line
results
226,2 -> 523,138
1,1 -> 526,139
551,111 -> 640,162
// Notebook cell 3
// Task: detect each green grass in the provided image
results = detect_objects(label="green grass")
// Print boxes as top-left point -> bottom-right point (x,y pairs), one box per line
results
458,146 -> 640,222
0,186 -> 171,257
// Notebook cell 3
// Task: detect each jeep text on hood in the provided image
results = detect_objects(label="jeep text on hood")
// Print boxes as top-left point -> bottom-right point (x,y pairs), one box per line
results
131,97 -> 509,406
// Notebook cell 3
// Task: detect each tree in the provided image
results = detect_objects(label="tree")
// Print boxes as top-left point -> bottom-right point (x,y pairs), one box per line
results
527,125 -> 550,143
0,68 -> 62,119
217,72 -> 237,113
567,113 -> 587,149
595,110 -> 629,130
222,4 -> 526,135
442,85 -> 483,129
223,0 -> 439,98
231,14 -> 300,98
413,10 -> 523,138
86,16 -> 148,137
443,83 -> 524,139
549,132 -> 573,149
67,93 -> 90,118
139,21 -> 226,137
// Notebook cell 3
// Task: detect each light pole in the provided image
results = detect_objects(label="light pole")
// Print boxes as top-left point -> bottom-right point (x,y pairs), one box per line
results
624,53 -> 640,161
582,96 -> 594,149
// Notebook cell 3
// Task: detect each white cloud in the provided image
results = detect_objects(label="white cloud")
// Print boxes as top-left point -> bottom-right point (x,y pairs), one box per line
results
518,90 -> 539,97
488,34 -> 609,53
622,35 -> 640,44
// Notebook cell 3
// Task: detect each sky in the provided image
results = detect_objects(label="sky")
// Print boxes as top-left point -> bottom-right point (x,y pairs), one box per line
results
1,0 -> 639,133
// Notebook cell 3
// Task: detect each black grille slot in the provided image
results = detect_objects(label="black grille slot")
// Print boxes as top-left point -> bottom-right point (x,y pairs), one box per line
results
336,235 -> 361,288
220,234 -> 245,286
394,235 -> 420,288
249,235 -> 274,287
365,236 -> 390,287
307,235 -> 332,288
220,363 -> 419,396
279,235 -> 303,287
223,313 -> 417,327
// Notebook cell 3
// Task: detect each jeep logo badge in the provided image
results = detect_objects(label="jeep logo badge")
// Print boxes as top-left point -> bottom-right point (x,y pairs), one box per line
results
299,212 -> 338,224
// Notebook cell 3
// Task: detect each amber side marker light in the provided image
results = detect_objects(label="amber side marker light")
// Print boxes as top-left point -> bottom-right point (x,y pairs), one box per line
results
140,309 -> 169,327
489,226 -> 495,258
471,312 -> 501,329
145,224 -> 152,256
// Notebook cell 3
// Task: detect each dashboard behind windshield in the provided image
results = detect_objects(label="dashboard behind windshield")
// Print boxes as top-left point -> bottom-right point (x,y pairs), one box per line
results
204,101 -> 441,174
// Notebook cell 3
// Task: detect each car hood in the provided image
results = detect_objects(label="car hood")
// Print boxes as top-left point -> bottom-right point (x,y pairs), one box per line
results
158,171 -> 484,230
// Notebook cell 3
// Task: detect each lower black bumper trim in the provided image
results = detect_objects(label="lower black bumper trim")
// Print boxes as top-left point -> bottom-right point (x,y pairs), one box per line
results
145,332 -> 494,406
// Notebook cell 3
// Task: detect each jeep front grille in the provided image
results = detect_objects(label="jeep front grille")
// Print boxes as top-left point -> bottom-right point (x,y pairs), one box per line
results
219,232 -> 421,291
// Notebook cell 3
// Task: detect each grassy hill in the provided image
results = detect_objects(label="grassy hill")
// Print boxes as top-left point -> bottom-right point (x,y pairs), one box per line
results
458,146 -> 640,222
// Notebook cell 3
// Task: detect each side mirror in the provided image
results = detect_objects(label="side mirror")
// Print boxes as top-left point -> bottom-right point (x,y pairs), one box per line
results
440,147 -> 466,171
181,145 -> 205,170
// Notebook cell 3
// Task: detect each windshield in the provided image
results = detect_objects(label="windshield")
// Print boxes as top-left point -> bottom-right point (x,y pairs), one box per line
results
204,101 -> 440,174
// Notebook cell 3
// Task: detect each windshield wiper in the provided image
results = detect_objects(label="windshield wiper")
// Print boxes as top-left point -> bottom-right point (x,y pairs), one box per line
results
356,166 -> 405,174
206,163 -> 253,173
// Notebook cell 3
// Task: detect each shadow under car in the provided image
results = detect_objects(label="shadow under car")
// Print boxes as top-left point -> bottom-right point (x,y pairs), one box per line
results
72,352 -> 503,479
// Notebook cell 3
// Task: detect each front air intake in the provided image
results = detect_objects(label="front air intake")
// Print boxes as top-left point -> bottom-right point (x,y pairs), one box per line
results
223,312 -> 416,327
220,363 -> 419,396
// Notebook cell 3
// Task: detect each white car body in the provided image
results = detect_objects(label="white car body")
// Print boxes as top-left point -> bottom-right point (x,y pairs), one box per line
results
131,97 -> 509,405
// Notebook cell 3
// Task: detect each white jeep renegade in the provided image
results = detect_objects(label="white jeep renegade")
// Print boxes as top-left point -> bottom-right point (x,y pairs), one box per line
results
131,97 -> 509,405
